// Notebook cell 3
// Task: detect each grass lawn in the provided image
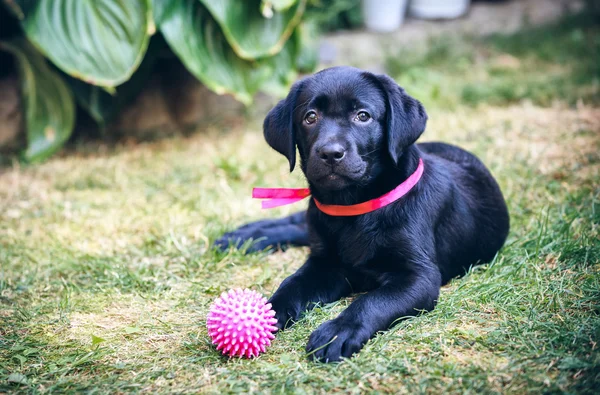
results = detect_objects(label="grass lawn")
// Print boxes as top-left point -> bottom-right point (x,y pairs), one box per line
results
1,12 -> 599,394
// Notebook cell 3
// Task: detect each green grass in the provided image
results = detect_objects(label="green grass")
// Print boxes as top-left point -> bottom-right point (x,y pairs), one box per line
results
385,12 -> 600,110
1,13 -> 600,394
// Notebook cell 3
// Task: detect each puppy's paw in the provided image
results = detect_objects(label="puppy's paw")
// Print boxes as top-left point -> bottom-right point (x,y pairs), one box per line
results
213,232 -> 242,251
268,293 -> 305,330
306,319 -> 371,363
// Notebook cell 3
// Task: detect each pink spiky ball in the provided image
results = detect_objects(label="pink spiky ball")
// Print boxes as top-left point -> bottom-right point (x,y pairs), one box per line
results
206,289 -> 278,358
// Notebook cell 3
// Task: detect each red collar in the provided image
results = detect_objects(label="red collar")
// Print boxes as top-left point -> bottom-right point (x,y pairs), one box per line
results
253,158 -> 424,216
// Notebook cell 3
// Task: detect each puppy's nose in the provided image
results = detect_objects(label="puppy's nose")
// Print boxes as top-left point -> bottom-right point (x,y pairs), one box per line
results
318,143 -> 346,165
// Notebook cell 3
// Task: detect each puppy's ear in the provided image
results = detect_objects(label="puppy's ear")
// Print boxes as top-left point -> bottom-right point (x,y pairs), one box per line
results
263,81 -> 303,172
375,74 -> 428,165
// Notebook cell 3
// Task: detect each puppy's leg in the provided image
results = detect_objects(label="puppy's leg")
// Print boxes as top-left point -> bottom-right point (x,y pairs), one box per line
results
214,211 -> 309,253
307,267 -> 441,362
269,257 -> 352,330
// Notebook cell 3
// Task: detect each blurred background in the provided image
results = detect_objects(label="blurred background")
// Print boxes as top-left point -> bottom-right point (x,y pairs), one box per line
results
0,0 -> 595,163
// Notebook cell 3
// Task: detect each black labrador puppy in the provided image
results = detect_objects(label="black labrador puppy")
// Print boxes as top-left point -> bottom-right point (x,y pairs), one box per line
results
216,66 -> 510,362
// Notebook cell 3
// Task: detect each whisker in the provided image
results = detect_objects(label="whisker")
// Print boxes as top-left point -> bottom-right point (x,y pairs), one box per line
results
360,148 -> 381,158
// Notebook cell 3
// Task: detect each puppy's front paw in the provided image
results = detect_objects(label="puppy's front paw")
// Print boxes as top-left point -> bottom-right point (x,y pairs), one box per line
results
306,319 -> 371,363
268,293 -> 305,330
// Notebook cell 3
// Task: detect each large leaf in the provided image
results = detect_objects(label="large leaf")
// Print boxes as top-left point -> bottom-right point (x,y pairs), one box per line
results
294,21 -> 319,73
9,0 -> 153,88
259,37 -> 298,98
154,0 -> 273,105
68,37 -> 164,125
0,38 -> 75,162
200,0 -> 306,60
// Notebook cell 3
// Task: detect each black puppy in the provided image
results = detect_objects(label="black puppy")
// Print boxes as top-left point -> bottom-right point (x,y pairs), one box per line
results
217,66 -> 509,362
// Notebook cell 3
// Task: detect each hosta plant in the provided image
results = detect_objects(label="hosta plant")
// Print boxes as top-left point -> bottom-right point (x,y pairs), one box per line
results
0,0 -> 317,162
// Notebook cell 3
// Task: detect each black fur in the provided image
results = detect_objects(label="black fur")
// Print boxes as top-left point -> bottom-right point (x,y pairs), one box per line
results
215,67 -> 510,362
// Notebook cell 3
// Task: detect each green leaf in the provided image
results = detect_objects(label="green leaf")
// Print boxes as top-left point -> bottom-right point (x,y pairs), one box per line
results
15,0 -> 153,87
294,21 -> 319,73
259,37 -> 298,98
91,334 -> 106,345
155,0 -> 273,105
68,37 -> 163,125
7,373 -> 28,384
11,354 -> 26,365
200,0 -> 306,60
304,0 -> 362,31
22,348 -> 39,356
0,38 -> 75,162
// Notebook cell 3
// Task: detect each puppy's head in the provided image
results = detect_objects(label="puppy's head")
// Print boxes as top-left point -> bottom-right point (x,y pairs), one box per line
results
263,66 -> 427,191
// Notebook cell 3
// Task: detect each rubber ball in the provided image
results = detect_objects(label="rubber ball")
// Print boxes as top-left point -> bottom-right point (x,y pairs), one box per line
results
206,288 -> 278,358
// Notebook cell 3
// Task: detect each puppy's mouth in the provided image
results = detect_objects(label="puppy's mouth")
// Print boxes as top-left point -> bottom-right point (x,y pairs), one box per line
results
308,166 -> 367,191
319,172 -> 346,183
322,172 -> 343,181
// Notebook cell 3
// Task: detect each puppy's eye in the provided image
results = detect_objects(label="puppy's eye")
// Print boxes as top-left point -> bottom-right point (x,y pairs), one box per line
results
304,111 -> 318,125
355,111 -> 371,122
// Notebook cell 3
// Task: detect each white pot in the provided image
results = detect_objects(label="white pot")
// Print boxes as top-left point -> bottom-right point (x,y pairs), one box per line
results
362,0 -> 409,33
409,0 -> 471,20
